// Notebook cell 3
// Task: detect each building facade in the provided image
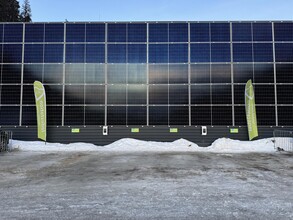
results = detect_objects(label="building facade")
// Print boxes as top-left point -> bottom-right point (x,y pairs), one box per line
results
0,21 -> 293,145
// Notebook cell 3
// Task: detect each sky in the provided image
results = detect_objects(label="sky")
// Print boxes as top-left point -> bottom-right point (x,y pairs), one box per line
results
19,0 -> 293,22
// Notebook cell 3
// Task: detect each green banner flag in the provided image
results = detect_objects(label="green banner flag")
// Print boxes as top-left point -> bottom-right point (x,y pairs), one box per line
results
33,81 -> 46,141
245,80 -> 258,140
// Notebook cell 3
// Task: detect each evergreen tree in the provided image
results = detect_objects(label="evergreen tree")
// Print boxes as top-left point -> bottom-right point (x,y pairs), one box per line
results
0,0 -> 20,22
20,0 -> 32,22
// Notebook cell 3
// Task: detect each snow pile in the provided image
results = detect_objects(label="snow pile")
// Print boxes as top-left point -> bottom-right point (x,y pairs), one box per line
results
9,137 -> 277,153
11,140 -> 102,152
103,138 -> 198,152
207,138 -> 275,153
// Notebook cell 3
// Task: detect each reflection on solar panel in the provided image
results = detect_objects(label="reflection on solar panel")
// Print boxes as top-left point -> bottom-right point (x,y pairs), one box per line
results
0,21 -> 293,127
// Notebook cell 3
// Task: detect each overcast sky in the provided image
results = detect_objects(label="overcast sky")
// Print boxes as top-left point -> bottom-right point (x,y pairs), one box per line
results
20,0 -> 293,22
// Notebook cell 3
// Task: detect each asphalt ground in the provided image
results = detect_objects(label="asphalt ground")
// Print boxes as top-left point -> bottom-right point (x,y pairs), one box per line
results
0,151 -> 292,219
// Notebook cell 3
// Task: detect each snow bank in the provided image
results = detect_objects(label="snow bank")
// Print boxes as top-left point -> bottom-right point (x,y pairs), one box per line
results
207,138 -> 275,153
103,138 -> 198,152
9,137 -> 277,153
11,140 -> 102,152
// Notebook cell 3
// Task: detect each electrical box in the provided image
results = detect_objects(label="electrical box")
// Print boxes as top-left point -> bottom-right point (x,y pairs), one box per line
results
103,126 -> 108,136
201,126 -> 207,136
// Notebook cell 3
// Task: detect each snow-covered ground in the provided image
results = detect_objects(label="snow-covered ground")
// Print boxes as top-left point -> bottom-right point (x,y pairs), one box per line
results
1,143 -> 292,219
10,137 -> 278,153
1,137 -> 292,219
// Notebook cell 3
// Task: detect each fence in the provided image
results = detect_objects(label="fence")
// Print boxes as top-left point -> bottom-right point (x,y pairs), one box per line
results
273,130 -> 293,152
0,130 -> 13,152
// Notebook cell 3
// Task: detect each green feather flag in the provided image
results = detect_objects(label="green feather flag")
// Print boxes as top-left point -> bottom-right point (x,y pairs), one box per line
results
33,81 -> 47,142
245,80 -> 258,140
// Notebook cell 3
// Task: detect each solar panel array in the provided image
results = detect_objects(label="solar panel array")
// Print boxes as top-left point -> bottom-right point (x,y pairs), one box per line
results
0,22 -> 292,126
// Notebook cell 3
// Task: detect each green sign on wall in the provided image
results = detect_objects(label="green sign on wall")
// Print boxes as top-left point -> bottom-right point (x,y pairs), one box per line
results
131,128 -> 140,133
230,128 -> 239,134
170,128 -> 178,133
71,128 -> 80,133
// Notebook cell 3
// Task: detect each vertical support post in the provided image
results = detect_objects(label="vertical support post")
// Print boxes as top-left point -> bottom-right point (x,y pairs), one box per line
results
62,22 -> 66,126
230,22 -> 235,126
209,23 -> 212,126
146,22 -> 149,126
20,23 -> 25,126
272,22 -> 278,126
126,23 -> 128,126
105,23 -> 108,126
83,24 -> 86,126
188,22 -> 191,126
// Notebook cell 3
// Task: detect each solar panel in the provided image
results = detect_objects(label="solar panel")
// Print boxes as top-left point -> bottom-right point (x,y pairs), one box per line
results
0,21 -> 292,126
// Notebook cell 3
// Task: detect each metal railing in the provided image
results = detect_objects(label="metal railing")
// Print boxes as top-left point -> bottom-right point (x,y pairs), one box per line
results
0,130 -> 13,152
273,130 -> 293,152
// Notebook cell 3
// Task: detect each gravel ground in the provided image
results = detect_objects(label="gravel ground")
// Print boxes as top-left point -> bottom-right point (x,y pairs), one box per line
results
0,151 -> 292,219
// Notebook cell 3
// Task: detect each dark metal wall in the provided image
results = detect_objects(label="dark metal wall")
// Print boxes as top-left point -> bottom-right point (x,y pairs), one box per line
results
2,126 -> 285,147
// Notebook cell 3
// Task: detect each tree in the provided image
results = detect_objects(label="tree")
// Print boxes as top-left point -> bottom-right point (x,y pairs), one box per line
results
0,0 -> 20,22
20,0 -> 32,22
